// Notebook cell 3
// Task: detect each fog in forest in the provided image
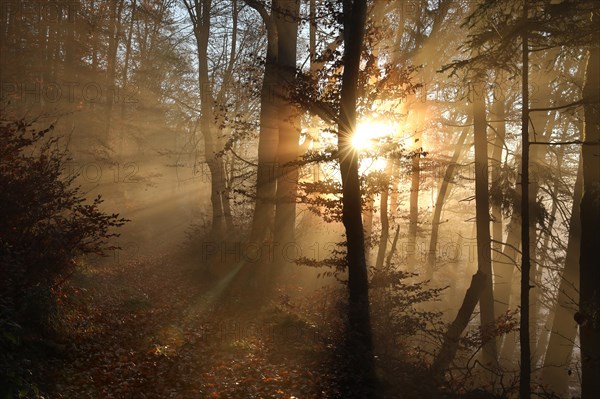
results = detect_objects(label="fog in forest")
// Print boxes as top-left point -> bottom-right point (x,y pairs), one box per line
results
1,0 -> 599,398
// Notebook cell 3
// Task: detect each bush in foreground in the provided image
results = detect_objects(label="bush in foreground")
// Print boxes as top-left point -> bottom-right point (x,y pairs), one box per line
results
0,115 -> 127,397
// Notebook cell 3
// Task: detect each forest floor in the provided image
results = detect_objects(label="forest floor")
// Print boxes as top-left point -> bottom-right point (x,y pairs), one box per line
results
30,252 -> 383,399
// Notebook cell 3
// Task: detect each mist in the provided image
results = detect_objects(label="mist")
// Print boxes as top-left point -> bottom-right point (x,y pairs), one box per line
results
1,1 -> 599,398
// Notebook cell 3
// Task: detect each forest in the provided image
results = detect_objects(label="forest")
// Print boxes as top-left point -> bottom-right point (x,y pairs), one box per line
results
0,0 -> 599,398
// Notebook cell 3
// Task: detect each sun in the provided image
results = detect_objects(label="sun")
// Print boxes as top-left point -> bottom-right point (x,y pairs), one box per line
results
352,120 -> 396,151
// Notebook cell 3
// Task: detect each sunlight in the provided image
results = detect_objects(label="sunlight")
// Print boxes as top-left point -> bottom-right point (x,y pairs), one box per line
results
352,120 -> 396,151
358,156 -> 388,174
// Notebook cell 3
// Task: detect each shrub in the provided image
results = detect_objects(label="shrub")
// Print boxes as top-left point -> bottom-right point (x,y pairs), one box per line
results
0,117 -> 127,308
0,115 -> 127,397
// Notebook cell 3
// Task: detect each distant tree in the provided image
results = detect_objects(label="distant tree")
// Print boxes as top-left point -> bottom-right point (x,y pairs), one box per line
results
183,0 -> 239,237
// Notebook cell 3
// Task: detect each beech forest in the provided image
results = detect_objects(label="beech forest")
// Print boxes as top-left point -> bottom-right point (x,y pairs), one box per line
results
1,0 -> 599,398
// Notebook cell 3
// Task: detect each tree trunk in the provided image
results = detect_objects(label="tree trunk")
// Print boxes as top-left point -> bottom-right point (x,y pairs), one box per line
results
273,0 -> 300,248
363,196 -> 375,255
104,0 -> 125,142
495,215 -> 521,318
426,122 -> 470,279
407,147 -> 420,265
389,158 -> 399,223
579,25 -> 600,399
541,159 -> 582,396
186,0 -> 228,237
520,13 -> 531,397
490,92 -> 506,305
375,162 -> 394,270
246,1 -> 280,243
528,53 -> 557,358
473,82 -> 498,368
120,0 -> 137,138
338,0 -> 373,356
432,86 -> 499,374
533,147 -> 562,368
216,0 -> 239,232
433,272 -> 486,373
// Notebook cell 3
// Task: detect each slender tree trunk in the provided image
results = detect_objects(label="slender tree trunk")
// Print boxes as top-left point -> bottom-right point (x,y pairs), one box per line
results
37,0 -> 49,111
212,1 -> 236,237
338,0 -> 373,359
495,215 -> 521,317
104,0 -> 125,142
497,219 -> 522,367
432,88 -> 499,373
215,0 -> 239,232
375,162 -> 393,270
433,272 -> 486,373
473,82 -> 498,368
246,1 -> 280,243
389,159 -> 399,223
541,159 -> 582,396
407,147 -> 420,264
386,225 -> 400,269
528,60 -> 556,357
185,0 -> 228,237
531,137 -> 562,369
363,196 -> 375,255
520,7 -> 532,396
426,122 -> 470,279
221,161 -> 234,231
533,147 -> 562,367
490,92 -> 506,306
120,0 -> 136,138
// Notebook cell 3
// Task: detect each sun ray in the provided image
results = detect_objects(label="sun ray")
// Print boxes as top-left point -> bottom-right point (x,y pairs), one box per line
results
352,120 -> 397,151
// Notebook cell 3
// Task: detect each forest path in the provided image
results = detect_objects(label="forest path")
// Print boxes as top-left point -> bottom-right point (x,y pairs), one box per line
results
35,253 -> 347,399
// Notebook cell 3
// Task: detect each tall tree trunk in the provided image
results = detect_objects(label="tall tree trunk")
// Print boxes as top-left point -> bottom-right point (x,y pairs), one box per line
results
499,268 -> 520,366
579,20 -> 600,398
533,145 -> 563,368
274,0 -> 301,248
530,127 -> 562,369
120,0 -> 137,141
363,196 -> 375,256
473,82 -> 498,368
433,272 -> 486,373
528,58 -> 557,357
375,162 -> 394,270
407,140 -> 420,265
104,0 -> 125,142
495,215 -> 521,319
541,158 -> 582,396
432,86 -> 499,374
185,0 -> 227,237
389,158 -> 399,224
216,0 -> 239,232
426,121 -> 470,279
246,0 -> 280,243
520,9 -> 532,397
210,1 -> 239,234
338,0 -> 373,360
490,92 -> 506,305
